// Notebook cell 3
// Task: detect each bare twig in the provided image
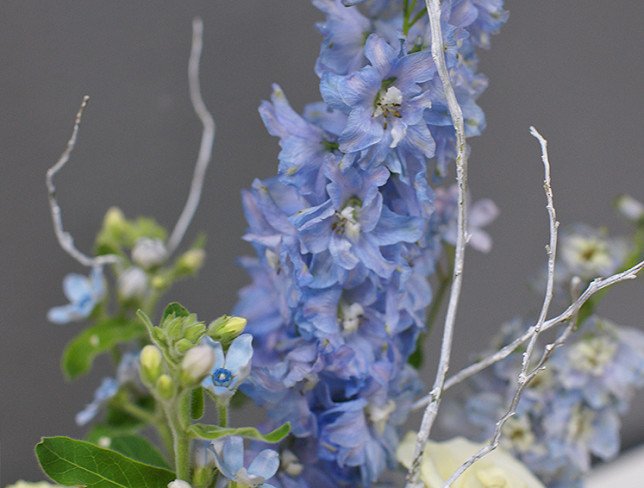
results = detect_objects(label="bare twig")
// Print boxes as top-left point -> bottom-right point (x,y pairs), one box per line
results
167,17 -> 216,254
46,96 -> 120,268
406,0 -> 469,485
441,127 -> 559,486
412,258 -> 644,412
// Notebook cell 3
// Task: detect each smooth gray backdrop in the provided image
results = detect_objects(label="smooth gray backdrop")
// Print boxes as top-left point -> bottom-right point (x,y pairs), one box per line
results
1,1 -> 643,484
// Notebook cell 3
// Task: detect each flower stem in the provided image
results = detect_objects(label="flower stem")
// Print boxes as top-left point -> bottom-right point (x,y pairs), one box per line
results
218,402 -> 229,428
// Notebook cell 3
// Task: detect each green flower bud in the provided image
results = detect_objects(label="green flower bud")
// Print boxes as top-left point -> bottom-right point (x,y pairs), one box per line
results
156,374 -> 174,400
151,275 -> 169,290
184,323 -> 207,343
207,315 -> 247,345
180,345 -> 215,386
140,345 -> 163,384
175,338 -> 195,354
176,248 -> 206,275
104,207 -> 127,235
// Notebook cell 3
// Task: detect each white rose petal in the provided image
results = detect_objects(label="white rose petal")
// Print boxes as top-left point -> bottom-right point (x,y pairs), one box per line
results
397,434 -> 545,488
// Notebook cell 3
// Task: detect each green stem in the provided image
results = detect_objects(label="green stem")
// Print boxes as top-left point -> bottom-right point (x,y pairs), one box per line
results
166,404 -> 191,481
218,403 -> 229,428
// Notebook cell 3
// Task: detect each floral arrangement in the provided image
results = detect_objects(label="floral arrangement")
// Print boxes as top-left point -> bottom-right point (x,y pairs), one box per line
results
9,1 -> 644,488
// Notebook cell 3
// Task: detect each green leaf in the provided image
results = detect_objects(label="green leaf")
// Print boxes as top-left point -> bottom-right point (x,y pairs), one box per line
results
189,422 -> 291,443
62,319 -> 146,380
87,432 -> 170,469
163,302 -> 190,320
36,436 -> 175,488
191,387 -> 205,420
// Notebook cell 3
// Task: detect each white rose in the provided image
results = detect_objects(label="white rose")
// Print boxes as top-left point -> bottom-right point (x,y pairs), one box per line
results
397,433 -> 545,488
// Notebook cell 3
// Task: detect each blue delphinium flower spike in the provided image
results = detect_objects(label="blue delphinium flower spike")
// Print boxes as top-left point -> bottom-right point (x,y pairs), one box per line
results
202,334 -> 253,400
235,0 -> 508,484
211,436 -> 279,488
47,266 -> 105,324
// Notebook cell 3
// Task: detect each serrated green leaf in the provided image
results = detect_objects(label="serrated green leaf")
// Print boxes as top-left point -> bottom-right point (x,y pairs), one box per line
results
36,436 -> 175,488
62,319 -> 146,380
191,387 -> 205,420
188,422 -> 291,443
163,302 -> 190,320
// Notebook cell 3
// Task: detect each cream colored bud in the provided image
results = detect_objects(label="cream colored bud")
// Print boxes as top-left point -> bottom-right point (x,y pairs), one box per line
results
177,248 -> 206,273
168,480 -> 192,488
180,345 -> 216,385
118,267 -> 148,300
140,345 -> 162,383
132,238 -> 168,269
104,207 -> 127,234
156,374 -> 174,400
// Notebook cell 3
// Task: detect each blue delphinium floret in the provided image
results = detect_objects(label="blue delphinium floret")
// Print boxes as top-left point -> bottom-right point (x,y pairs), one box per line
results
202,334 -> 254,400
320,34 -> 435,165
234,0 -> 507,485
48,266 -> 105,324
210,436 -> 279,488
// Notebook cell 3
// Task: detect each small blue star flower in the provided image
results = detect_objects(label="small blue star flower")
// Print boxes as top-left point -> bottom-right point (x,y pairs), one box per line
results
210,436 -> 279,488
202,334 -> 254,400
47,266 -> 105,324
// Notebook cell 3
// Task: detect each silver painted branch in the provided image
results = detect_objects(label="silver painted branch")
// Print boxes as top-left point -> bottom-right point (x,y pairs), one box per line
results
413,258 -> 644,412
441,127 -> 559,486
46,96 -> 120,268
406,0 -> 469,485
167,17 -> 216,254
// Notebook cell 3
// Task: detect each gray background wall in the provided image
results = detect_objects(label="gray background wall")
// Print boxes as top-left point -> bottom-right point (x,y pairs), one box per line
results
1,1 -> 643,484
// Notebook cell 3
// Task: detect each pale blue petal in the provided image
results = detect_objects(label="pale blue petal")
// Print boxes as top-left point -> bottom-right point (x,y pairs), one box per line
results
225,334 -> 254,374
340,106 -> 383,153
62,273 -> 91,302
47,304 -> 80,324
247,449 -> 280,480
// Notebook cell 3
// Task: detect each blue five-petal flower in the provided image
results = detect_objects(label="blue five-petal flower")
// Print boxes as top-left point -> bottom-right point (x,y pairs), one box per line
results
47,266 -> 105,324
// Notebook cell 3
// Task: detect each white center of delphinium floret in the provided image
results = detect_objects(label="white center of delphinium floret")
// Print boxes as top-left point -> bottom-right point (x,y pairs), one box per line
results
567,406 -> 595,442
568,336 -> 617,375
502,416 -> 536,453
281,449 -> 304,477
561,235 -> 613,277
336,205 -> 361,241
373,86 -> 403,119
341,302 -> 364,333
366,400 -> 396,435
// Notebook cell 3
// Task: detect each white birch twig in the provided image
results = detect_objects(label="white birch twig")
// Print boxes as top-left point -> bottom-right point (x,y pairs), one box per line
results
413,258 -> 644,411
406,1 -> 469,485
46,96 -> 120,268
441,127 -> 559,486
167,17 -> 216,254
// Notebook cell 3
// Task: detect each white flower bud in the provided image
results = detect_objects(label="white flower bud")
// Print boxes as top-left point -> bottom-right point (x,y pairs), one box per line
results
168,481 -> 192,488
181,345 -> 216,385
118,267 -> 148,299
132,238 -> 168,269
616,194 -> 644,223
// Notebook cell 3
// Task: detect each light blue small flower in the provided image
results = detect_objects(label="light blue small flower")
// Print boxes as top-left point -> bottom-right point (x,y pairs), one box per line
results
202,334 -> 253,400
75,377 -> 118,426
48,267 -> 105,324
211,436 -> 278,488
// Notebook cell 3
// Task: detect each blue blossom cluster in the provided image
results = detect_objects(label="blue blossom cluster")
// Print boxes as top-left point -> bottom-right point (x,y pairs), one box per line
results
234,1 -> 506,485
457,317 -> 644,487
